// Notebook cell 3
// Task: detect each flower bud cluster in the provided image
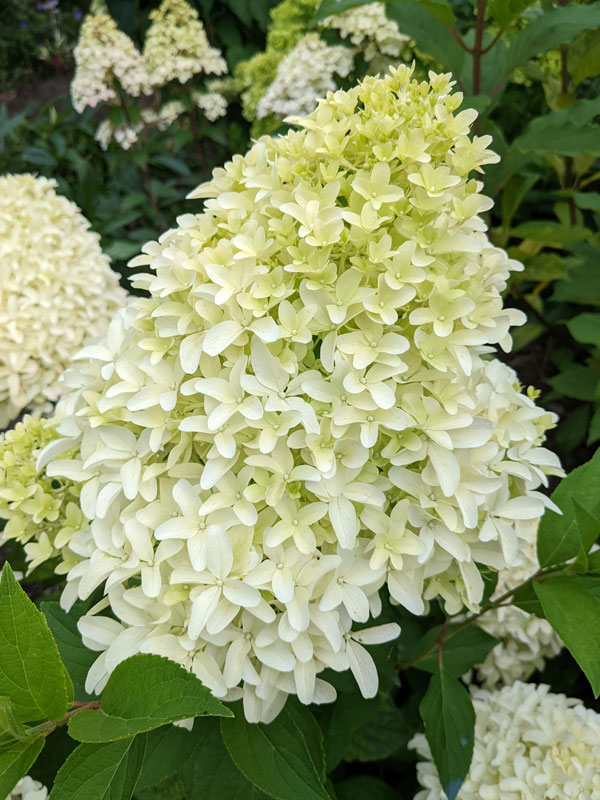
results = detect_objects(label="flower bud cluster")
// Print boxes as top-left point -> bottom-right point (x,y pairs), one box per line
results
0,174 -> 127,425
39,68 -> 560,722
0,415 -> 86,573
411,682 -> 600,798
256,33 -> 354,119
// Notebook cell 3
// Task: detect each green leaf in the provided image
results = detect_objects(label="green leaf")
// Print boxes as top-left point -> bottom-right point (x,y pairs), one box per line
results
419,668 -> 475,800
537,449 -> 600,568
500,173 -> 539,230
553,256 -> 600,305
0,737 -> 44,799
511,582 -> 544,617
68,654 -> 232,743
569,29 -> 600,85
182,719 -> 269,800
487,0 -> 535,28
0,564 -> 72,722
411,624 -> 497,677
335,776 -> 397,800
505,2 -> 600,74
547,366 -> 600,402
149,155 -> 191,175
221,701 -> 329,800
588,406 -> 600,446
135,725 -> 201,791
513,98 -> 600,156
50,735 -> 147,800
510,221 -> 592,244
385,3 -> 465,78
41,602 -> 97,702
314,0 -> 377,19
572,192 -> 600,212
388,0 -> 455,25
535,577 -> 600,697
567,313 -> 600,347
0,696 -> 30,747
104,240 -> 142,261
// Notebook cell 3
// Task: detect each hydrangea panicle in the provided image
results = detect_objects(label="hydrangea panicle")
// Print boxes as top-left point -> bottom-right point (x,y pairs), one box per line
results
38,67 -> 561,723
0,174 -> 127,425
411,682 -> 600,798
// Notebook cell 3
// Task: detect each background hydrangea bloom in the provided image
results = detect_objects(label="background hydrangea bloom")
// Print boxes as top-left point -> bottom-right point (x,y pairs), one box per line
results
471,520 -> 562,688
143,0 -> 227,86
411,682 -> 600,798
0,174 -> 127,426
322,2 -> 410,61
37,67 -> 562,723
70,4 -> 152,112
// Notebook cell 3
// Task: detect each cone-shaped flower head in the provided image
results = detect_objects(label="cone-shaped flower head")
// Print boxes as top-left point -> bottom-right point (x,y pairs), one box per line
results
41,67 -> 561,722
70,7 -> 152,112
0,175 -> 127,426
143,0 -> 227,86
411,681 -> 600,798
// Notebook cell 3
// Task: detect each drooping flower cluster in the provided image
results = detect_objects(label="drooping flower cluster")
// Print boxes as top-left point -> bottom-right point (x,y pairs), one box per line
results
256,33 -> 354,119
7,776 -> 48,800
322,1 -> 410,61
0,174 -> 127,426
472,520 -> 562,687
0,415 -> 85,572
70,7 -> 152,112
143,0 -> 227,86
411,682 -> 600,799
40,68 -> 562,723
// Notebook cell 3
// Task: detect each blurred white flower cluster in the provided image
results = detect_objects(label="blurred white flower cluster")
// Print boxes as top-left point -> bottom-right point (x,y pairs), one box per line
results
8,776 -> 47,800
472,520 -> 562,688
143,0 -> 227,85
70,8 -> 152,112
322,1 -> 410,61
32,67 -> 561,723
0,174 -> 127,427
257,33 -> 354,119
70,0 -> 228,150
411,681 -> 600,798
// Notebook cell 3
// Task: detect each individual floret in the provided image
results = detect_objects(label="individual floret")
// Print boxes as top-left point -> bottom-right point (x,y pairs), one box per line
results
411,682 -> 600,799
0,174 -> 127,425
7,776 -> 48,800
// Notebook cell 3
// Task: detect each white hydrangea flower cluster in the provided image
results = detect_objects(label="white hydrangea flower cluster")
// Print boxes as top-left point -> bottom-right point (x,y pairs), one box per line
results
143,0 -> 227,86
70,9 -> 152,113
194,91 -> 228,122
256,33 -> 354,119
322,1 -> 410,62
41,68 -> 561,723
8,776 -> 48,800
0,174 -> 127,427
411,681 -> 600,799
472,520 -> 562,688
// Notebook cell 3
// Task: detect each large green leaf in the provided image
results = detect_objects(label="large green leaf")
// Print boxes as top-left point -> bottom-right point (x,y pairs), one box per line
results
0,565 -> 72,723
548,366 -> 600,402
68,654 -> 232,743
0,737 -> 45,799
537,449 -> 600,568
41,602 -> 97,702
510,221 -> 592,244
182,719 -> 269,799
487,0 -> 535,27
385,3 -> 465,78
411,624 -> 498,677
135,725 -> 201,792
221,701 -> 329,800
50,735 -> 147,800
572,192 -> 600,212
567,313 -> 600,347
505,2 -> 600,74
419,669 -> 475,800
535,577 -> 600,697
569,29 -> 600,85
513,98 -> 600,156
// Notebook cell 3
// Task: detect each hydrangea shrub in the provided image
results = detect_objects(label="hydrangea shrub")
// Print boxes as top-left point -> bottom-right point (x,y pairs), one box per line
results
19,67 -> 562,725
0,174 -> 126,426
